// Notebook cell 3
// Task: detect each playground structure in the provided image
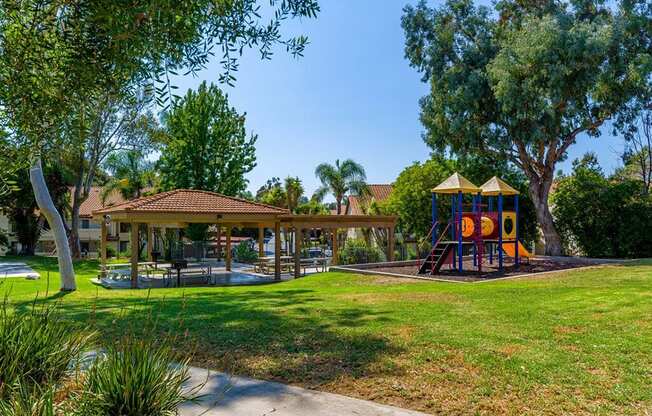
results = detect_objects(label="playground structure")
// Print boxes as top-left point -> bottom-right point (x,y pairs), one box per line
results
418,173 -> 531,275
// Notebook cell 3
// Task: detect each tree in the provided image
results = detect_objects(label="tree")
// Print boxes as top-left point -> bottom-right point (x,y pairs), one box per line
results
65,91 -> 161,259
256,177 -> 283,200
314,159 -> 368,214
551,153 -> 652,258
101,150 -> 157,203
0,163 -> 69,255
158,82 -> 257,195
402,0 -> 652,255
0,0 -> 319,291
284,177 -> 305,213
617,109 -> 652,195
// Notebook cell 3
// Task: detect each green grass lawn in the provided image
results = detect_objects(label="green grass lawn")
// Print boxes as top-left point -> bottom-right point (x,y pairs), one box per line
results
2,256 -> 652,415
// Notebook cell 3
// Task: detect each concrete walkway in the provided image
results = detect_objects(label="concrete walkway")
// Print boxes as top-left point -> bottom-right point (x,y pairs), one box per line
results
180,367 -> 429,416
0,262 -> 39,279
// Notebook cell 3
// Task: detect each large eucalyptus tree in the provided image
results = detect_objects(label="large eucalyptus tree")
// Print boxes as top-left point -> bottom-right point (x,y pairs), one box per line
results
402,0 -> 651,255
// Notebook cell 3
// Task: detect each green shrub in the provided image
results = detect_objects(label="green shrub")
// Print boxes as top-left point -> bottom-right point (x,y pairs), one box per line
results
338,238 -> 386,265
0,384 -> 57,416
106,245 -> 116,258
552,155 -> 652,258
234,241 -> 258,263
74,340 -> 193,416
0,301 -> 93,400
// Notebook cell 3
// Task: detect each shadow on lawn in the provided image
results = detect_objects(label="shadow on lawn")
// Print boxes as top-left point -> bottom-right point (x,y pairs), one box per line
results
17,287 -> 403,388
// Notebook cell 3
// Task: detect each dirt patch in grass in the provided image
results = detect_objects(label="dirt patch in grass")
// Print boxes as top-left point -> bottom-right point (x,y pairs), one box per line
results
338,291 -> 464,305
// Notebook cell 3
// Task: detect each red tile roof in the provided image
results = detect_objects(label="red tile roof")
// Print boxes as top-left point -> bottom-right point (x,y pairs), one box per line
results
93,189 -> 289,215
72,187 -> 126,218
346,184 -> 393,215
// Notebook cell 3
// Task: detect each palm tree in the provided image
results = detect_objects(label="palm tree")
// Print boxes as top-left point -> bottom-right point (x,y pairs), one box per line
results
284,177 -> 304,213
101,150 -> 156,204
314,159 -> 368,214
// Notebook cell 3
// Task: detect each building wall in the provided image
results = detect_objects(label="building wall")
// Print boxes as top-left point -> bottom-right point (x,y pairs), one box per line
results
0,213 -> 121,257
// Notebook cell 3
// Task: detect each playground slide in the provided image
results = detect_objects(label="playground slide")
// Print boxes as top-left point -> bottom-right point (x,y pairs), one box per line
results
501,241 -> 532,258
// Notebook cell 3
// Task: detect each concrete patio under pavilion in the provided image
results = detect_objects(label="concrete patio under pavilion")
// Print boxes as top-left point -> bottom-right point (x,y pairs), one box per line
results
92,189 -> 397,288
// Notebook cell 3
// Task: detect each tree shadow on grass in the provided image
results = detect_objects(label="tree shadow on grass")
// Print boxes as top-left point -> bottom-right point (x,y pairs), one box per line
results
13,287 -> 404,389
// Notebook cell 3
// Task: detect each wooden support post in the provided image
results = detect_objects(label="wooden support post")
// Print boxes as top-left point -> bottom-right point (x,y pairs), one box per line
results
147,224 -> 153,262
225,225 -> 232,271
294,227 -> 302,278
216,225 -> 222,262
331,229 -> 339,266
130,222 -> 138,289
388,226 -> 395,262
100,220 -> 107,277
116,221 -> 121,259
274,221 -> 281,280
258,226 -> 265,258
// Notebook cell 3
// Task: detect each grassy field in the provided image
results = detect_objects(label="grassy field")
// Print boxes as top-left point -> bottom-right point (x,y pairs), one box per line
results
1,256 -> 652,415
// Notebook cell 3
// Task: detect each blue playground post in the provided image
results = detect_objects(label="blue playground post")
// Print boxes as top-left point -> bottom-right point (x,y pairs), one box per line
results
457,191 -> 463,271
472,194 -> 477,266
514,194 -> 519,267
451,195 -> 456,269
488,197 -> 494,264
431,193 -> 437,246
498,193 -> 503,272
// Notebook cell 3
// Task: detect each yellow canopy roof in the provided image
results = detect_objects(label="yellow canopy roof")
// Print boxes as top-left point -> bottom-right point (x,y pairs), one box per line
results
480,176 -> 520,196
432,173 -> 481,194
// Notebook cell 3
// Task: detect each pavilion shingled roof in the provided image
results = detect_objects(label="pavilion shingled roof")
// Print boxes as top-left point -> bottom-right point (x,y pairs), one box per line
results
92,189 -> 289,215
480,176 -> 520,196
432,173 -> 481,194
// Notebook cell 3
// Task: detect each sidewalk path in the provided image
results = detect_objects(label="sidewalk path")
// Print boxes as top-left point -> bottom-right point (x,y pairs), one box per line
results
180,366 -> 430,416
0,262 -> 39,279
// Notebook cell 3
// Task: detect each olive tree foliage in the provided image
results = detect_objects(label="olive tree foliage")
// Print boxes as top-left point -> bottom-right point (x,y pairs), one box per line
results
0,0 -> 319,290
65,91 -> 161,259
402,0 -> 651,255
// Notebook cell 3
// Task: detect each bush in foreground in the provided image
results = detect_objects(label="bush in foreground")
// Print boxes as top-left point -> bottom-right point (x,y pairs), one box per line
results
0,298 -> 197,415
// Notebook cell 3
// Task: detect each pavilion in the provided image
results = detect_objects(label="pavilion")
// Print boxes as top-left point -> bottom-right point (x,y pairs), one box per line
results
92,189 -> 397,287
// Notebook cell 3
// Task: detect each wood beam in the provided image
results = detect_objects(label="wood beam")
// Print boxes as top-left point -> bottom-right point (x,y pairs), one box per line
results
147,224 -> 153,262
331,229 -> 339,266
216,225 -> 222,262
258,226 -> 265,258
294,227 -> 302,279
225,225 -> 232,271
388,226 -> 395,262
274,221 -> 281,280
130,222 -> 138,289
100,220 -> 107,277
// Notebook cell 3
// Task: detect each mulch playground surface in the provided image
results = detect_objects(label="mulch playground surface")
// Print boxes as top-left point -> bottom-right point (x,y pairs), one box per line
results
363,258 -> 589,282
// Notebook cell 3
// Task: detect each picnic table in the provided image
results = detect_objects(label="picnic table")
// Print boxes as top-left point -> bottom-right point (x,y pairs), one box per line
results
103,262 -> 161,280
254,256 -> 293,274
254,256 -> 329,275
164,262 -> 213,287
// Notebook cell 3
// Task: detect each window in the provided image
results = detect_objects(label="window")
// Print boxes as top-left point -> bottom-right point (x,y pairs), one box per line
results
81,219 -> 90,229
119,241 -> 129,253
119,223 -> 131,233
80,242 -> 89,252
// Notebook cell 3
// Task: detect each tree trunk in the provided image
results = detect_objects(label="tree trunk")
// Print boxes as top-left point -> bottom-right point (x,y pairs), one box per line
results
70,190 -> 82,259
336,197 -> 342,215
527,175 -> 563,256
30,158 -> 76,291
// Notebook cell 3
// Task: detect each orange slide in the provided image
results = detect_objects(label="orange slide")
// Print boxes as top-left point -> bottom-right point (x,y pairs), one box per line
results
501,241 -> 532,258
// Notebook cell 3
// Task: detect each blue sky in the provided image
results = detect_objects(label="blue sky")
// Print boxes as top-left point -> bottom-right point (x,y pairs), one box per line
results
174,0 -> 626,198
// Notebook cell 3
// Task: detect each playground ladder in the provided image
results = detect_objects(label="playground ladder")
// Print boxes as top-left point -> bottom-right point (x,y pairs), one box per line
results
417,223 -> 453,275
